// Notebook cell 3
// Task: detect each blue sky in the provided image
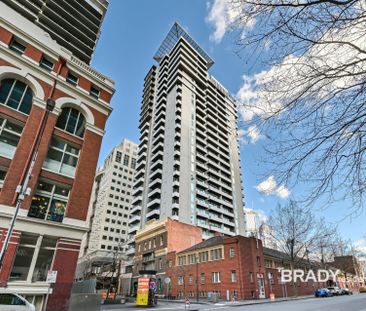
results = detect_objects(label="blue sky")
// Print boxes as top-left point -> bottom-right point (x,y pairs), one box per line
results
91,0 -> 365,246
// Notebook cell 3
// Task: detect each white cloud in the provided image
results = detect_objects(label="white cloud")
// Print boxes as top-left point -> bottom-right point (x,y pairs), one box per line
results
238,125 -> 264,144
235,20 -> 366,122
206,0 -> 255,43
245,125 -> 263,144
256,176 -> 290,199
256,176 -> 277,194
275,185 -> 290,199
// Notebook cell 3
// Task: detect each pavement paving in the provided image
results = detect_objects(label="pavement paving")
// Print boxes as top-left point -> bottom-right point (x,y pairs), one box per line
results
101,293 -> 366,311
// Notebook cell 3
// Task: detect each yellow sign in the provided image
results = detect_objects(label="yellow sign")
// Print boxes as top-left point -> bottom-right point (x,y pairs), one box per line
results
136,278 -> 149,306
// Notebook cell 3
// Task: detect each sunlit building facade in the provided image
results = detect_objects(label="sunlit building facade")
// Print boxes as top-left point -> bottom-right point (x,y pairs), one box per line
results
0,2 -> 114,310
128,23 -> 245,256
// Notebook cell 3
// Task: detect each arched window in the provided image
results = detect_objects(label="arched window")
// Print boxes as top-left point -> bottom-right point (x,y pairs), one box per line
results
56,107 -> 85,137
0,78 -> 33,114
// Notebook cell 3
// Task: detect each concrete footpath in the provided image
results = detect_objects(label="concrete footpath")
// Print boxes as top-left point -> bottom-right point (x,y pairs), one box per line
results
158,295 -> 314,307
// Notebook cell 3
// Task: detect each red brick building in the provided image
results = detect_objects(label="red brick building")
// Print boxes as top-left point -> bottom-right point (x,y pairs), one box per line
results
166,235 -> 268,300
128,218 -> 202,296
130,219 -> 364,301
0,2 -> 114,310
165,234 -> 364,301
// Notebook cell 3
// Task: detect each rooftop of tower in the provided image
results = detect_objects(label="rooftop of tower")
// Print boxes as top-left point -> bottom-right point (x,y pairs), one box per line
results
153,22 -> 214,68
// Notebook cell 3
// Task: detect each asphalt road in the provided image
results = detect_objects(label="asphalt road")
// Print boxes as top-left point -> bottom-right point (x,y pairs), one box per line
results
102,294 -> 366,311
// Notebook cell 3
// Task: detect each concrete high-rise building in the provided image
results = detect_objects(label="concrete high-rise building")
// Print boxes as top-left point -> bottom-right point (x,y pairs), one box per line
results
2,0 -> 109,64
128,23 -> 245,255
244,208 -> 259,236
0,1 -> 113,310
77,139 -> 137,277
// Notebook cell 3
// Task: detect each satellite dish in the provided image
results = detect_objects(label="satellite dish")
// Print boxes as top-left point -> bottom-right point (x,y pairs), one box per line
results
164,277 -> 171,284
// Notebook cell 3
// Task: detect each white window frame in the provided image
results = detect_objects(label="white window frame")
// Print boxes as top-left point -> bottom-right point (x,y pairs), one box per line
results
43,137 -> 80,177
0,79 -> 31,113
212,272 -> 220,284
0,117 -> 23,159
178,276 -> 184,285
30,180 -> 70,222
9,235 -> 56,283
231,270 -> 237,283
56,107 -> 85,138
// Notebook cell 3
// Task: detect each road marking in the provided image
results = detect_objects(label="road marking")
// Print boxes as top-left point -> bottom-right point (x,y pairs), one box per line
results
104,308 -> 189,311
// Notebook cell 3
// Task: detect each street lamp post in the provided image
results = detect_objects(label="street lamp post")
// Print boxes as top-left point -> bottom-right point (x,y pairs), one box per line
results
0,98 -> 55,268
195,254 -> 199,302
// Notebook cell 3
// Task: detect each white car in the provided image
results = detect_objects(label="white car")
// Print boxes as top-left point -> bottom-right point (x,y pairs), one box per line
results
0,293 -> 35,311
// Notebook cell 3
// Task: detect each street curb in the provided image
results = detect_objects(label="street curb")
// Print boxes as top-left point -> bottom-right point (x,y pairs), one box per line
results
225,296 -> 314,307
157,299 -> 211,305
157,296 -> 314,307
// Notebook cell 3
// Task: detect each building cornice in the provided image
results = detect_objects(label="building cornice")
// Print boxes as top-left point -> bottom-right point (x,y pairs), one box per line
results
0,45 -> 113,117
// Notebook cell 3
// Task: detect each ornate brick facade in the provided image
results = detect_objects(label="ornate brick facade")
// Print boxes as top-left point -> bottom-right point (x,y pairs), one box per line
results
0,3 -> 114,310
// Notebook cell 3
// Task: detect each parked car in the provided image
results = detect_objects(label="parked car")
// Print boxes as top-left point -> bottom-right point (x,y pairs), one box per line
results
340,288 -> 353,295
315,288 -> 331,297
327,287 -> 341,296
0,293 -> 35,311
360,286 -> 366,293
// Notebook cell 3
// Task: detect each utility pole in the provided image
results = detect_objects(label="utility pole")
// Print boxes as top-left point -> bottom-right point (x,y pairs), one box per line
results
0,98 -> 55,268
195,254 -> 199,302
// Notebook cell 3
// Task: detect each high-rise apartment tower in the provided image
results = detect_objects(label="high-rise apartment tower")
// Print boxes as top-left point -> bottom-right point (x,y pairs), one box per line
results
128,23 -> 245,255
2,0 -> 108,64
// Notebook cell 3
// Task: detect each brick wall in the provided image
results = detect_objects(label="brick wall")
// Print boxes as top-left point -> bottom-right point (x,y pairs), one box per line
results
46,240 -> 81,311
0,229 -> 20,285
66,130 -> 102,221
164,235 -> 340,301
0,105 -> 54,206
166,219 -> 202,253
0,22 -> 113,311
0,26 -> 13,45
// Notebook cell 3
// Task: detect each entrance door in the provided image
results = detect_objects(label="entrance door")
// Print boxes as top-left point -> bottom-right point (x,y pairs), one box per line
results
257,275 -> 266,299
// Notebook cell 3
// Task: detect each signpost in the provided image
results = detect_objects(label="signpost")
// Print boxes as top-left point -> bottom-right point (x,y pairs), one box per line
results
42,271 -> 57,311
136,278 -> 150,306
46,271 -> 58,283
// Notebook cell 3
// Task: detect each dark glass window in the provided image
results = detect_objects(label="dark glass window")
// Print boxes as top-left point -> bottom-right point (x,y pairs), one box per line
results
66,72 -> 78,85
9,38 -> 26,54
28,180 -> 70,223
123,154 -> 130,166
0,169 -> 6,182
0,79 -> 33,114
0,294 -> 26,305
40,57 -> 54,71
56,107 -> 85,137
90,86 -> 100,99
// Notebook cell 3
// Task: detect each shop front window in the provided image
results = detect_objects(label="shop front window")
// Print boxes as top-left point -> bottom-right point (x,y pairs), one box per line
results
28,180 -> 70,222
10,234 -> 57,283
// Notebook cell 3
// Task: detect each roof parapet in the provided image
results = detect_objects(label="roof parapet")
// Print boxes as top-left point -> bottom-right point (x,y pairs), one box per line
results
154,22 -> 214,68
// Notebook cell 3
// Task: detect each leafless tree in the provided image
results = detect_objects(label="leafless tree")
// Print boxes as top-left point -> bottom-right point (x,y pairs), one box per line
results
227,0 -> 366,213
268,201 -> 334,294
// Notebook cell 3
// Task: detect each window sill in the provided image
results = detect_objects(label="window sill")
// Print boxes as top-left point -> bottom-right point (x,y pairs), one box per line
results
54,127 -> 85,142
41,167 -> 75,179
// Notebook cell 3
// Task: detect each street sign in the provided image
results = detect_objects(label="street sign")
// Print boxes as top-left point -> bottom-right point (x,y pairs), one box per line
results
136,278 -> 149,306
185,298 -> 190,309
164,277 -> 171,284
46,270 -> 57,283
